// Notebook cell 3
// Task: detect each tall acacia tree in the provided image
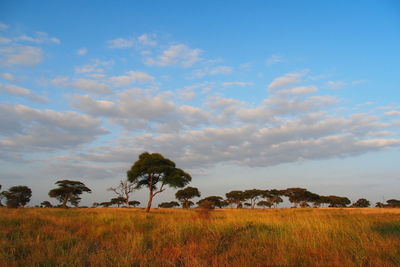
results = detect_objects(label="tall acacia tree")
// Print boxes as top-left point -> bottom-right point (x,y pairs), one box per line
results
48,180 -> 91,208
127,152 -> 191,213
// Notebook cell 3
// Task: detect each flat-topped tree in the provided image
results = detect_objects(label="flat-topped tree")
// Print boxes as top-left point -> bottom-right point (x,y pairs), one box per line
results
48,180 -> 91,208
175,186 -> 201,208
127,152 -> 191,213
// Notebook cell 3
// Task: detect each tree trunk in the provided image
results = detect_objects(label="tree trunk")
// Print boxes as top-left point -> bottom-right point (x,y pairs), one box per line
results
146,190 -> 153,213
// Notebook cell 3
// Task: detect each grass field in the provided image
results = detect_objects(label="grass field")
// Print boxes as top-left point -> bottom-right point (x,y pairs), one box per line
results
1,207 -> 400,267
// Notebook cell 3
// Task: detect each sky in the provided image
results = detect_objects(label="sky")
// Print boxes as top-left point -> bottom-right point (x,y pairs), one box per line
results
0,0 -> 399,207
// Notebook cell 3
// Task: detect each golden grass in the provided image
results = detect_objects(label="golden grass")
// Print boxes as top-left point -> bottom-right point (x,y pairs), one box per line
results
1,207 -> 400,266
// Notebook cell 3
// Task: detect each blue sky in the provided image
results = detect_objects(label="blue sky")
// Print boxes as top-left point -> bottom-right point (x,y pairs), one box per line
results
0,0 -> 399,206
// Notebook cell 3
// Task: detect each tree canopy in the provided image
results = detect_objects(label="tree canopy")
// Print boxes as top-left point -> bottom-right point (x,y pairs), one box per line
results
158,201 -> 180,208
48,180 -> 91,208
175,186 -> 201,208
2,185 -> 32,208
127,152 -> 191,212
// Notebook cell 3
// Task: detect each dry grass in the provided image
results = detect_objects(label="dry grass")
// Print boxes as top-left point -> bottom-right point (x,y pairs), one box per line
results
1,207 -> 400,266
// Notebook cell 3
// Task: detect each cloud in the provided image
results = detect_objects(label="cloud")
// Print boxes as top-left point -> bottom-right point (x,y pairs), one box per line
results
0,45 -> 43,66
77,47 -> 88,56
266,55 -> 286,65
268,71 -> 306,90
0,23 -> 9,30
51,77 -> 112,94
1,73 -> 15,81
384,110 -> 400,116
14,32 -> 60,45
145,44 -> 202,67
222,81 -> 253,88
74,59 -> 113,74
0,37 -> 11,44
326,81 -> 346,90
138,34 -> 157,46
0,104 -> 107,157
107,37 -> 135,48
109,71 -> 155,87
0,83 -> 47,103
280,86 -> 318,95
191,65 -> 233,78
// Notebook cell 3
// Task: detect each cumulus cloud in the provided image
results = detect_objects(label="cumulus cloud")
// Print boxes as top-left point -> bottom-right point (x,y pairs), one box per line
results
138,34 -> 157,46
384,110 -> 400,116
280,86 -> 318,95
0,22 -> 9,30
191,65 -> 233,78
268,71 -> 306,90
145,44 -> 202,67
74,59 -> 113,74
107,37 -> 135,48
326,81 -> 346,90
51,77 -> 112,94
1,73 -> 15,81
14,32 -> 60,45
222,81 -> 253,87
0,45 -> 43,66
109,71 -> 154,87
266,55 -> 286,65
77,47 -> 88,56
0,83 -> 47,103
0,104 -> 107,159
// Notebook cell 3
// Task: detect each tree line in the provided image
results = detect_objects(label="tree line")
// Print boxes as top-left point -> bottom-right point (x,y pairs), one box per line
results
1,152 -> 399,211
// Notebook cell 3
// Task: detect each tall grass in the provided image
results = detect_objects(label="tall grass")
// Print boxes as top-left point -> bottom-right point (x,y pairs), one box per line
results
1,207 -> 399,266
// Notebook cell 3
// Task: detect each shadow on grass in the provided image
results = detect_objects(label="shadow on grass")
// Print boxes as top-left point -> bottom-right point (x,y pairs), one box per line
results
371,222 -> 400,237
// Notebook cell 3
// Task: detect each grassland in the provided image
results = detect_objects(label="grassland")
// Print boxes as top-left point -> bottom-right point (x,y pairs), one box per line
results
1,207 -> 400,267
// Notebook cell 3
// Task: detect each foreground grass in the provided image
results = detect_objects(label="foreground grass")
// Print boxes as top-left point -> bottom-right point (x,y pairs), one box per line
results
1,208 -> 400,267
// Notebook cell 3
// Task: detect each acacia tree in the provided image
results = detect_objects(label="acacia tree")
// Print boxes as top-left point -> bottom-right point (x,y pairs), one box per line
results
243,189 -> 264,209
127,152 -> 191,213
108,180 -> 136,206
158,201 -> 180,208
128,200 -> 140,207
2,185 -> 32,208
351,198 -> 370,208
48,180 -> 91,208
197,196 -> 224,208
225,190 -> 245,208
257,200 -> 273,208
175,186 -> 201,208
40,201 -> 53,208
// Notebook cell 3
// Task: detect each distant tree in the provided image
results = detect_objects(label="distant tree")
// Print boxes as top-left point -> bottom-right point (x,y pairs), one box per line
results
257,200 -> 273,208
100,201 -> 112,207
197,200 -> 214,210
262,190 -> 284,208
283,188 -> 319,208
110,197 -> 126,207
197,196 -> 224,208
244,203 -> 252,207
127,152 -> 191,212
48,180 -> 91,208
225,190 -> 245,208
92,202 -> 100,208
375,202 -> 385,208
2,186 -> 32,208
108,180 -> 136,206
351,198 -> 371,208
386,199 -> 400,207
158,201 -> 180,208
326,195 -> 351,207
243,189 -> 264,209
128,200 -> 141,207
175,186 -> 201,208
40,201 -> 53,208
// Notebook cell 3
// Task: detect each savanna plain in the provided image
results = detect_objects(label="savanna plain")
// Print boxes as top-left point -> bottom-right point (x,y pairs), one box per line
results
1,207 -> 400,267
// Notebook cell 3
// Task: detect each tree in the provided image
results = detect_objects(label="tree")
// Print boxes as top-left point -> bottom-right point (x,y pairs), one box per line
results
386,199 -> 400,207
158,201 -> 180,208
128,200 -> 140,207
127,152 -> 191,213
326,195 -> 351,207
40,201 -> 53,208
197,200 -> 214,210
257,200 -> 273,208
375,202 -> 385,208
351,198 -> 370,208
110,197 -> 126,207
243,189 -> 264,209
2,186 -> 32,208
197,196 -> 224,208
175,186 -> 201,208
48,180 -> 91,208
99,201 -> 112,207
225,190 -> 245,208
108,180 -> 136,206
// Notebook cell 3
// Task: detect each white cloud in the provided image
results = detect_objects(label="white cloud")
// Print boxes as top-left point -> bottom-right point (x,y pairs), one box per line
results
0,23 -> 9,30
0,45 -> 43,66
1,73 -> 15,81
280,86 -> 318,95
326,81 -> 346,90
51,77 -> 112,94
0,37 -> 11,44
75,59 -> 113,74
138,34 -> 157,46
145,44 -> 202,67
107,37 -> 135,49
384,110 -> 400,116
268,71 -> 306,90
222,81 -> 253,87
0,83 -> 47,103
14,32 -> 60,45
77,47 -> 88,56
266,55 -> 286,65
192,65 -> 233,78
109,71 -> 155,87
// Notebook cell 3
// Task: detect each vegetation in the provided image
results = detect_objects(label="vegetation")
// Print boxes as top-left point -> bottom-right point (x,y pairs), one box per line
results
1,208 -> 400,266
175,186 -> 200,208
48,180 -> 91,208
108,180 -> 136,206
158,201 -> 180,208
1,185 -> 32,208
127,152 -> 191,212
